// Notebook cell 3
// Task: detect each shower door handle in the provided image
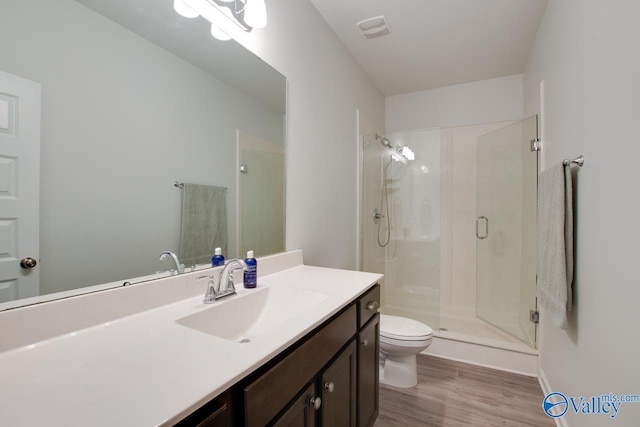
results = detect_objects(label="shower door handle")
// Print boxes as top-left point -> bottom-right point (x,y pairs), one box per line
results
476,216 -> 488,239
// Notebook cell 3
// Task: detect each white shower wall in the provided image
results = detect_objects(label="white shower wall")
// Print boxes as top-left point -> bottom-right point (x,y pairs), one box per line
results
376,75 -> 532,348
381,129 -> 441,329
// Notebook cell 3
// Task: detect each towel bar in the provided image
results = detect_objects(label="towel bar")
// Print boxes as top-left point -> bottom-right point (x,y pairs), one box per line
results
563,155 -> 584,167
174,181 -> 227,191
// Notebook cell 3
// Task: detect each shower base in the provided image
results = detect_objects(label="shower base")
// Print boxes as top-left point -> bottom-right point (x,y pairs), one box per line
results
382,303 -> 538,376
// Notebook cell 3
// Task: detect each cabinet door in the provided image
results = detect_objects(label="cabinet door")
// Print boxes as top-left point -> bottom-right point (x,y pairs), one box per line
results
321,340 -> 357,427
244,306 -> 356,427
273,383 -> 318,427
358,314 -> 379,427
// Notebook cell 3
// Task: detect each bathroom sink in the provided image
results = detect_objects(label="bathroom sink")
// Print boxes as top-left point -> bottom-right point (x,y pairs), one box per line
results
176,287 -> 328,342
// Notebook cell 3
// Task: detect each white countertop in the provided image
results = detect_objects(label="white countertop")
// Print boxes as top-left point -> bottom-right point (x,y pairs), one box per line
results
0,256 -> 381,426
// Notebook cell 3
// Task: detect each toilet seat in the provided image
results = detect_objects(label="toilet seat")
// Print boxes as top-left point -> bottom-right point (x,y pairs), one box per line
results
380,314 -> 433,341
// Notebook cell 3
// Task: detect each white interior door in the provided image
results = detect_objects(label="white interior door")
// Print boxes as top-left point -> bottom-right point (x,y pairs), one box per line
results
0,70 -> 41,304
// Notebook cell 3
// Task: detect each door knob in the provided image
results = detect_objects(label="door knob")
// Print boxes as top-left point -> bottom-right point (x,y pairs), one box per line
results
324,382 -> 335,393
20,258 -> 37,269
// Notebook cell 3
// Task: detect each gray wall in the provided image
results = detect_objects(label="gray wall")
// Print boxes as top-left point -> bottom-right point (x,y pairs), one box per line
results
525,1 -> 640,425
233,0 -> 386,270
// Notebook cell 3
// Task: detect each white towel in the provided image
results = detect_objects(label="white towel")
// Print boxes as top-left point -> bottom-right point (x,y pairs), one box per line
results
178,183 -> 227,267
537,164 -> 574,329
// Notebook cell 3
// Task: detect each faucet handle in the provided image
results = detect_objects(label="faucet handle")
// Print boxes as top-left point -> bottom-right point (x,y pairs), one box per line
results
224,272 -> 237,293
198,275 -> 218,302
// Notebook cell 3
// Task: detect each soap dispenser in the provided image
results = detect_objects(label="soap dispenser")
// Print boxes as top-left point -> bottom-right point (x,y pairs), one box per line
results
243,250 -> 257,288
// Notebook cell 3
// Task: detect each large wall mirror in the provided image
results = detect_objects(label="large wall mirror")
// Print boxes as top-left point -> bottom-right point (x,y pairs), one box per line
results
0,0 -> 286,311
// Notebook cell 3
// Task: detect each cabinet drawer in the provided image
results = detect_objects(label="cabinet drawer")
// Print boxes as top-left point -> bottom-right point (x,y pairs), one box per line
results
175,392 -> 232,427
357,285 -> 380,329
243,305 -> 357,427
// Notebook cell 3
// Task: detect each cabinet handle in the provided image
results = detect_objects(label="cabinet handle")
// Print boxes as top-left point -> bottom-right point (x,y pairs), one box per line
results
366,301 -> 379,311
360,338 -> 369,347
310,396 -> 322,410
324,382 -> 334,393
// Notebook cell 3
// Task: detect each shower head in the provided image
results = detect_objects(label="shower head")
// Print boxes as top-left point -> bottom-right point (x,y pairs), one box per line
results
375,134 -> 414,163
399,145 -> 415,161
375,134 -> 392,148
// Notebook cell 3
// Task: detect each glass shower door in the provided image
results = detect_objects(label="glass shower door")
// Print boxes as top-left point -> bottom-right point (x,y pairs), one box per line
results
238,132 -> 285,258
361,131 -> 441,330
475,116 -> 538,348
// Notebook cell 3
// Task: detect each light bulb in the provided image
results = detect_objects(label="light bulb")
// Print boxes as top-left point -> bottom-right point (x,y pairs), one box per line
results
173,0 -> 199,18
211,23 -> 232,41
244,0 -> 267,29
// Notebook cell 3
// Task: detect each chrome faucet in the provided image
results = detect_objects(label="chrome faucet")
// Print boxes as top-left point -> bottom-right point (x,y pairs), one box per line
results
159,251 -> 185,274
199,259 -> 247,304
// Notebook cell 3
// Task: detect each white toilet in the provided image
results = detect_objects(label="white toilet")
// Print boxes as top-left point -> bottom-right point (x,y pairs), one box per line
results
379,314 -> 433,388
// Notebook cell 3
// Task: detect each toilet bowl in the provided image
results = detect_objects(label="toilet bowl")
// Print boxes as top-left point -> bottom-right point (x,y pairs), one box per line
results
379,314 -> 433,388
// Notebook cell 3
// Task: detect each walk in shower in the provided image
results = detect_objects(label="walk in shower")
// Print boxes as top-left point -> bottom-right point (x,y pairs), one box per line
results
361,116 -> 539,351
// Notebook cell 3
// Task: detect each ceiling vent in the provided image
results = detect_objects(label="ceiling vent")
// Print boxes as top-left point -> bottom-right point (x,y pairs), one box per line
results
356,15 -> 391,39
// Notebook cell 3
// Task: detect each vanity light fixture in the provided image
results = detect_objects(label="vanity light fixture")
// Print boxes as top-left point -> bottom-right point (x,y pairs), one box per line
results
243,0 -> 267,29
173,0 -> 199,18
173,0 -> 267,41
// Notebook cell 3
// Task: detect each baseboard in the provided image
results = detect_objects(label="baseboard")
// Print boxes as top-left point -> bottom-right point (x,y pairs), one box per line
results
423,335 -> 538,376
538,368 -> 569,427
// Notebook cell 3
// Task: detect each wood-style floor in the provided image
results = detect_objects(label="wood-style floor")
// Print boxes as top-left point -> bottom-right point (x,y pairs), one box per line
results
375,355 -> 555,427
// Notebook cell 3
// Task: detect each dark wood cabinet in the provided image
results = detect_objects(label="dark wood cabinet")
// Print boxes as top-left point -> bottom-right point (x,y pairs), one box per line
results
357,313 -> 379,427
320,340 -> 357,426
177,284 -> 380,427
357,285 -> 380,329
244,305 -> 357,427
273,383 -> 317,427
175,391 -> 232,427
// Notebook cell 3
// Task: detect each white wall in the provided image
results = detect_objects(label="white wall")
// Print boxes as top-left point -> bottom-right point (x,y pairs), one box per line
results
0,0 -> 284,294
385,74 -> 524,132
233,0 -> 386,269
524,1 -> 640,425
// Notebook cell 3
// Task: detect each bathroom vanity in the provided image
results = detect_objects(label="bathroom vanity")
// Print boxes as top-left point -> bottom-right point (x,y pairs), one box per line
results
0,251 -> 381,426
178,284 -> 380,427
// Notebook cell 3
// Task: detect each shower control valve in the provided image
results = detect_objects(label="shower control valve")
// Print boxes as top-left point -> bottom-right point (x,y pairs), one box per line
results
373,208 -> 385,224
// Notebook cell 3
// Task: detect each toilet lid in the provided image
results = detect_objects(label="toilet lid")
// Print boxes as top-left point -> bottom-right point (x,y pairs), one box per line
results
380,314 -> 433,340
